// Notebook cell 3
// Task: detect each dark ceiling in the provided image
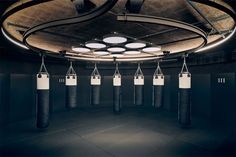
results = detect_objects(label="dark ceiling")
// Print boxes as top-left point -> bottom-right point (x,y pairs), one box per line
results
0,0 -> 236,64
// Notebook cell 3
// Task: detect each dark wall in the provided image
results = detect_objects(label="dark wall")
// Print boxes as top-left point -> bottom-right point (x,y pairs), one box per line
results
0,48 -> 236,127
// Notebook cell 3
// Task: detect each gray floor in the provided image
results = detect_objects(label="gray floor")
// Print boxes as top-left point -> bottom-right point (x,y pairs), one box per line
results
0,107 -> 235,157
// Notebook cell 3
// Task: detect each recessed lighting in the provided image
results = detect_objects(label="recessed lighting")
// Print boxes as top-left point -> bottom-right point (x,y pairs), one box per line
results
107,47 -> 126,52
93,51 -> 110,55
72,46 -> 90,53
125,42 -> 146,49
85,42 -> 106,49
142,46 -> 161,52
103,36 -> 127,44
124,50 -> 141,55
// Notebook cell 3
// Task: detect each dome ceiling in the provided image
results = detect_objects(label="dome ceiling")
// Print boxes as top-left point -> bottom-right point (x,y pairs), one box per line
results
1,0 -> 235,62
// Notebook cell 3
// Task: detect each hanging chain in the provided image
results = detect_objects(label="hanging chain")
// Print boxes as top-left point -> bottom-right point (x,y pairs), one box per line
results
66,61 -> 76,75
91,63 -> 100,77
114,63 -> 121,76
39,55 -> 49,75
135,63 -> 143,76
180,56 -> 189,73
154,61 -> 163,76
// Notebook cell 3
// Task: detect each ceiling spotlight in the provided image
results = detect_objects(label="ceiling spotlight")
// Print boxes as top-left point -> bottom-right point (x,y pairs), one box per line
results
142,46 -> 161,52
125,42 -> 146,49
85,41 -> 106,49
72,46 -> 90,53
124,50 -> 141,55
107,47 -> 126,52
103,34 -> 127,44
93,51 -> 110,55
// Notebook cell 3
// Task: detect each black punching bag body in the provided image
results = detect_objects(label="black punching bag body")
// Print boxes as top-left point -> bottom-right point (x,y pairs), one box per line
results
36,73 -> 50,128
90,75 -> 101,105
113,75 -> 121,113
65,75 -> 77,109
178,72 -> 191,126
134,75 -> 144,105
153,74 -> 164,109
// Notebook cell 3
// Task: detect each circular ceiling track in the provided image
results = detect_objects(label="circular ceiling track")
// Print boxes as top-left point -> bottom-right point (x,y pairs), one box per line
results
1,0 -> 236,63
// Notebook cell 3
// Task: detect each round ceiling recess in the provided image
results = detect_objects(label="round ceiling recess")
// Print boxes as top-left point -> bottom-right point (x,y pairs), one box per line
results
2,0 -> 236,62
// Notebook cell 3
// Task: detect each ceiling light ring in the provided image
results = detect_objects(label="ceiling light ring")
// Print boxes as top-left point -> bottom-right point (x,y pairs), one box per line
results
21,0 -> 118,51
1,0 -> 235,62
117,14 -> 208,54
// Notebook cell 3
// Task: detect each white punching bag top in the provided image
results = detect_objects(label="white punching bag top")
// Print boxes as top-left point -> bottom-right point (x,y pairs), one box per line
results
37,56 -> 49,90
37,73 -> 49,90
179,57 -> 191,89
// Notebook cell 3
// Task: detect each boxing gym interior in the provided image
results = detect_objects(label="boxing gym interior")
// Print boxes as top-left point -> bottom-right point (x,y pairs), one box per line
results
0,0 -> 236,157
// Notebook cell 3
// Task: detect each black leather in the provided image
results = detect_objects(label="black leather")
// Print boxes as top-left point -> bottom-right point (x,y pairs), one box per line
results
152,85 -> 163,109
134,85 -> 143,105
113,86 -> 121,113
178,89 -> 191,126
66,86 -> 77,109
91,85 -> 100,105
36,90 -> 49,128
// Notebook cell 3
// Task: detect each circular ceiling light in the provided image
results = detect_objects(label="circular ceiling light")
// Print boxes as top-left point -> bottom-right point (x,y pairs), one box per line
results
103,35 -> 127,44
125,42 -> 146,49
124,50 -> 141,55
72,46 -> 90,53
107,47 -> 126,52
93,51 -> 110,55
85,42 -> 106,49
142,46 -> 161,52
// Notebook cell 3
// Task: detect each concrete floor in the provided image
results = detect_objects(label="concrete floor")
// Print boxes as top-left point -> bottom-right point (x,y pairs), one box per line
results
0,107 -> 235,157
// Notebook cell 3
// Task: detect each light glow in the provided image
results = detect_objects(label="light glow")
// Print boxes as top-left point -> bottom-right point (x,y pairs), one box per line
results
124,50 -> 141,55
107,47 -> 126,52
142,46 -> 161,52
93,51 -> 109,55
72,46 -> 90,53
125,42 -> 146,49
1,27 -> 29,50
103,36 -> 127,44
110,54 -> 124,57
196,27 -> 236,52
85,42 -> 106,49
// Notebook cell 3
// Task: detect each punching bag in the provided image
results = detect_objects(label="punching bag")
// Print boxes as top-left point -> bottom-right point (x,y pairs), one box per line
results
113,63 -> 122,113
65,62 -> 77,109
153,62 -> 164,109
134,64 -> 144,106
36,57 -> 50,128
90,64 -> 101,105
178,57 -> 191,126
